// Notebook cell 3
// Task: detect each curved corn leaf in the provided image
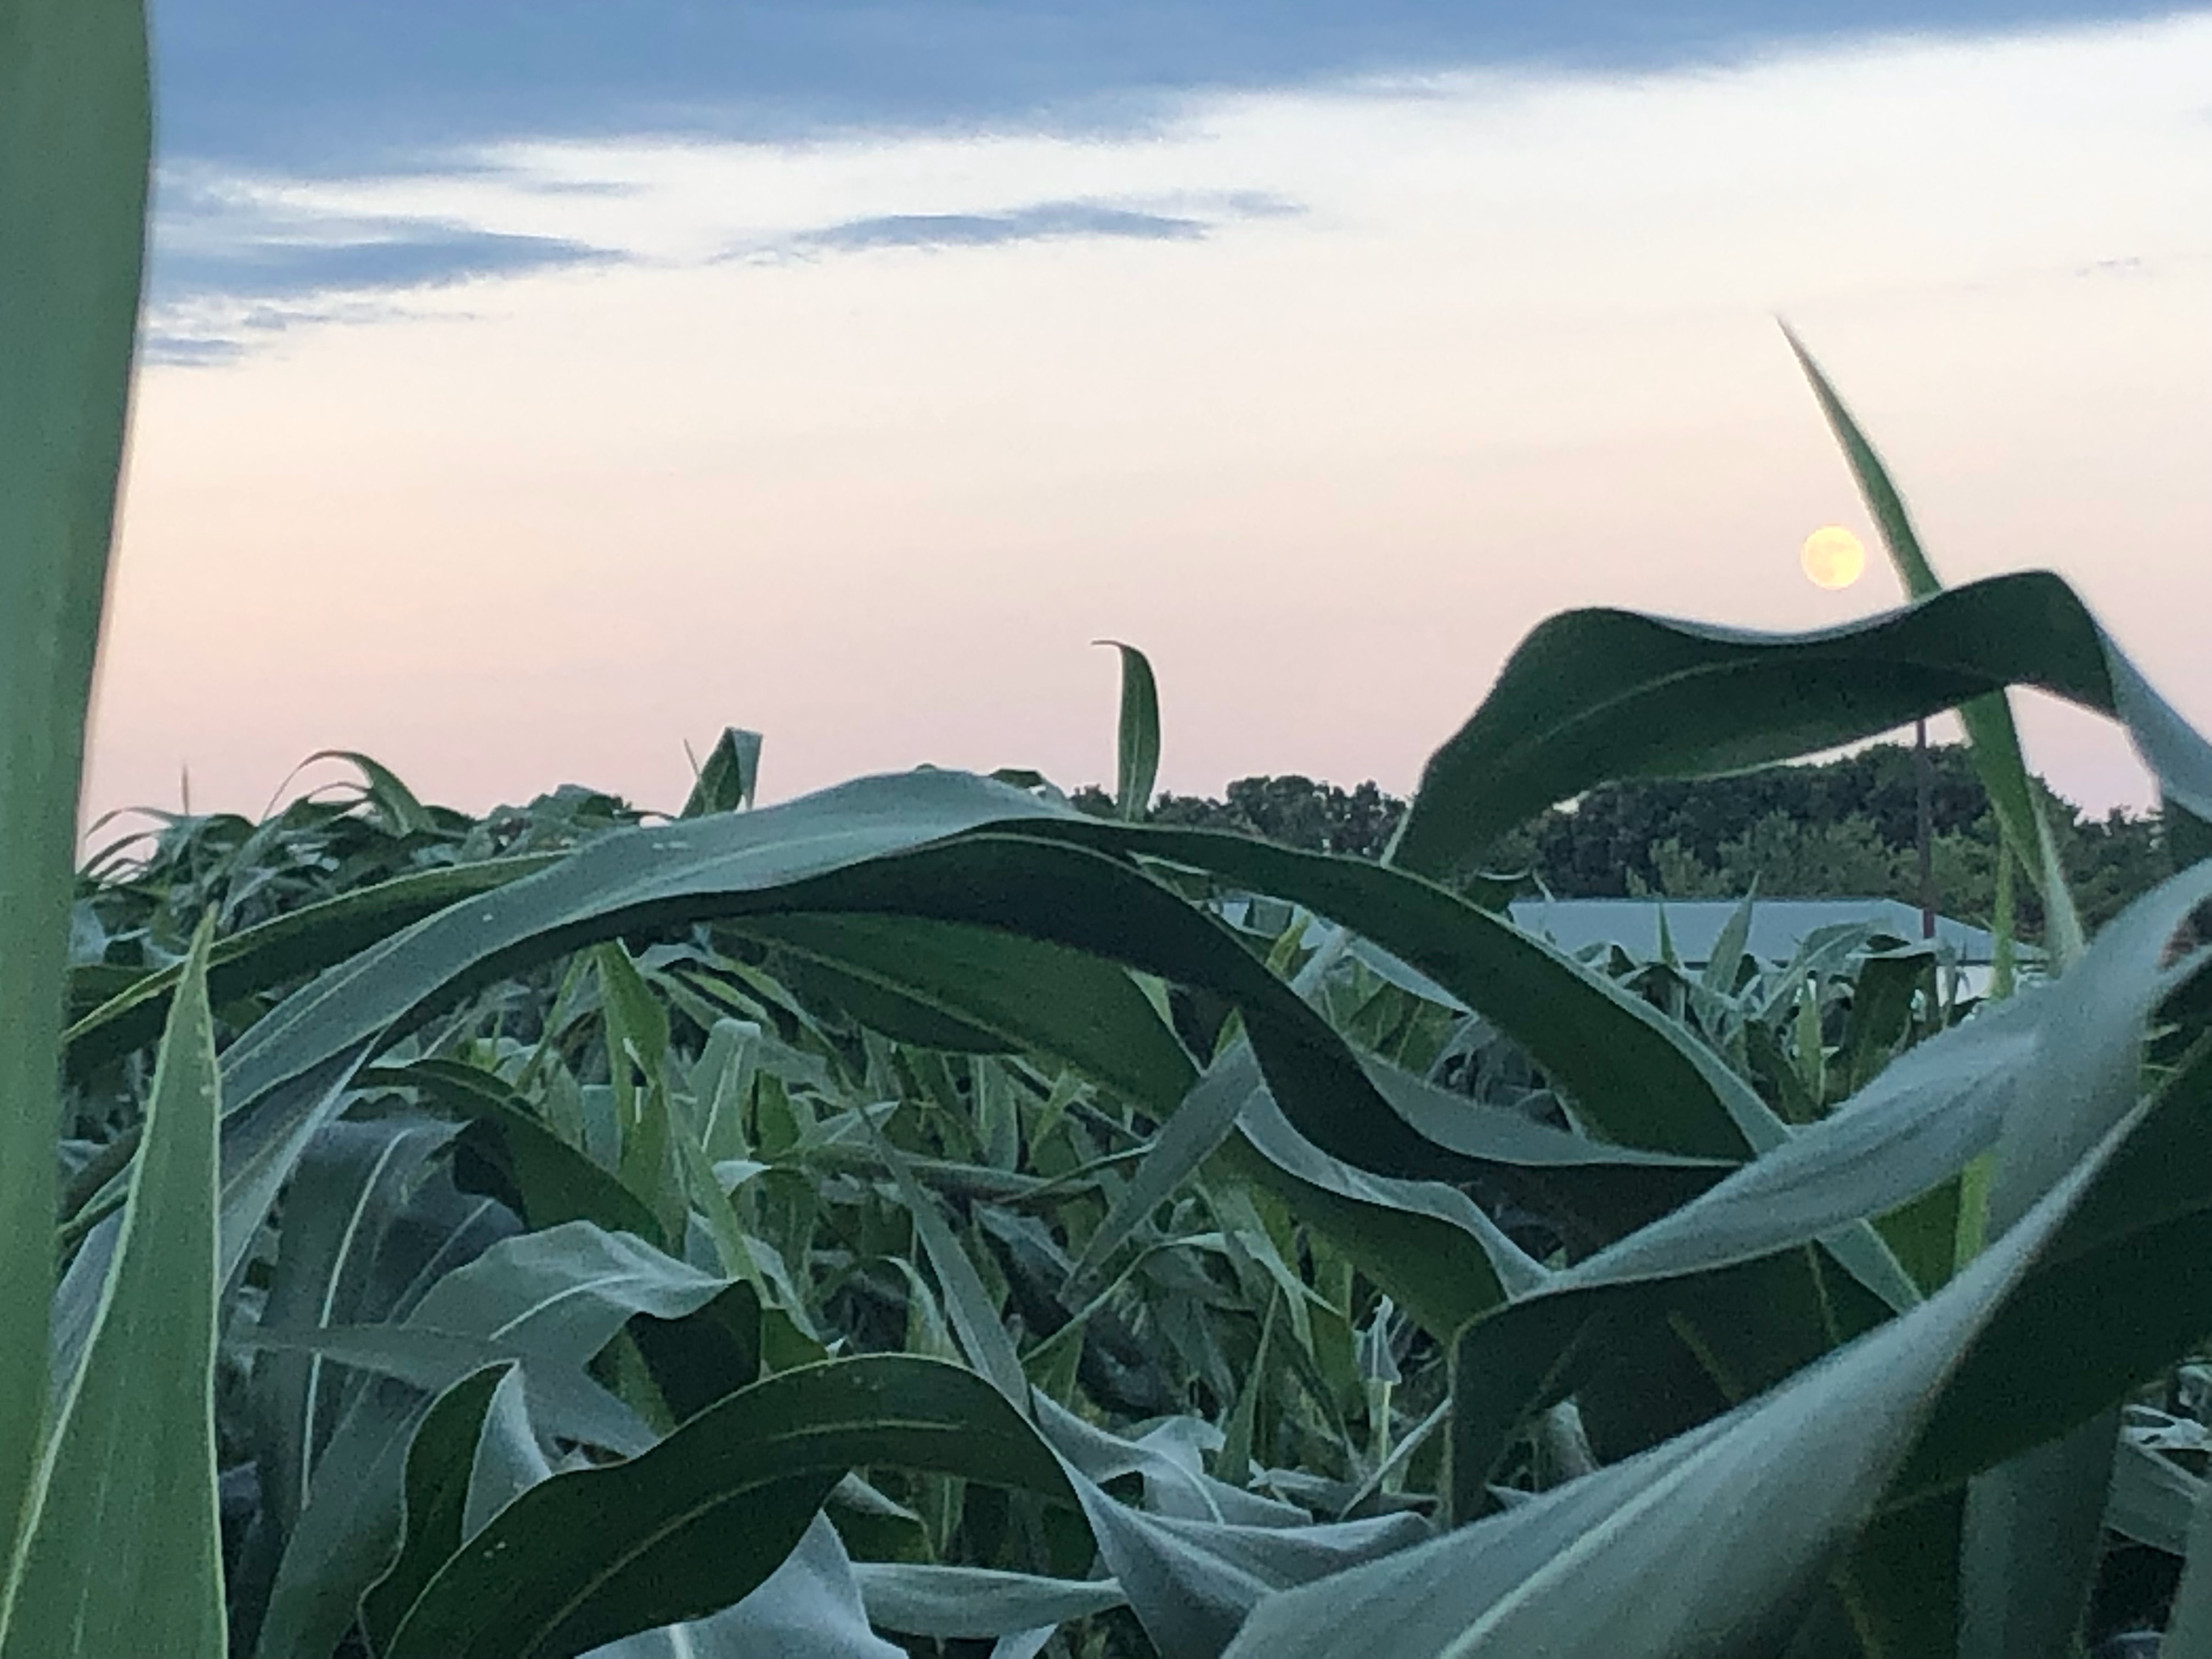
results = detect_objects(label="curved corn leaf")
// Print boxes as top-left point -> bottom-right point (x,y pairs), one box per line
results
208,782 -> 1636,1276
253,1116 -> 462,1545
852,1561 -> 1127,1639
370,1059 -> 665,1246
1444,867 -> 2211,1502
55,1041 -> 377,1396
1392,571 -> 2212,882
253,1222 -> 738,1659
733,911 -> 1197,1110
1028,821 -> 1780,1163
1224,1092 -> 2146,1659
380,1355 -> 1073,1659
359,1362 -> 511,1651
216,772 -> 1060,1113
63,854 -> 559,1084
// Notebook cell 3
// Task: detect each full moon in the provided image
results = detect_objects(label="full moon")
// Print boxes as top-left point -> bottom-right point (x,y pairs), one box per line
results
1801,525 -> 1867,590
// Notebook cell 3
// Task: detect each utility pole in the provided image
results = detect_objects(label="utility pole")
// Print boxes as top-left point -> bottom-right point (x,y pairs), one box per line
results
1915,716 -> 1936,940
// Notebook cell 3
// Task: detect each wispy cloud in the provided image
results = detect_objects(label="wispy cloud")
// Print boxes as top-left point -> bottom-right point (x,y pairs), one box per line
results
771,190 -> 1299,255
789,202 -> 1207,252
144,168 -> 625,360
144,131 -> 1310,361
142,294 -> 428,366
154,227 -> 612,303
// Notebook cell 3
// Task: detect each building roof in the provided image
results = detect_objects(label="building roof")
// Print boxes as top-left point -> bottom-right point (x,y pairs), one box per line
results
1505,896 -> 2006,968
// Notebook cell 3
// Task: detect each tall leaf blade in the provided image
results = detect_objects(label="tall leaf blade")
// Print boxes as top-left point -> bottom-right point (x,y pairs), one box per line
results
1098,640 -> 1161,821
1782,326 -> 2085,963
1,921 -> 226,1656
0,0 -> 150,1549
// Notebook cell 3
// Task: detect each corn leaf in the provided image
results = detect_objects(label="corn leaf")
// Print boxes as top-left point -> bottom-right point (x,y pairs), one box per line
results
0,0 -> 150,1552
1,921 -> 225,1657
1099,640 -> 1161,821
1783,326 -> 2086,964
1391,571 -> 2212,882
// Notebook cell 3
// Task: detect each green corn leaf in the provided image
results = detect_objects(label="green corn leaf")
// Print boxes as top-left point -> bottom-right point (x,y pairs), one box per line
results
0,918 -> 225,1657
1783,326 -> 2086,964
1223,1091 -> 2145,1659
851,1562 -> 1127,1640
691,1017 -> 760,1163
1217,1293 -> 1281,1487
211,794 -> 1531,1255
1894,1020 -> 2212,1494
379,1355 -> 1075,1659
1223,1093 -> 1537,1332
595,943 -> 677,1229
56,1042 -> 382,1407
1073,1041 -> 1269,1282
1034,821 -> 1848,1162
1443,867 -> 2209,1500
732,911 -> 1197,1111
681,727 -> 763,817
251,1222 -> 740,1659
368,1058 -> 667,1247
296,750 -> 442,839
214,771 -> 1063,1115
870,1130 -> 1030,1408
1019,818 -> 1911,1314
1390,571 -> 2212,884
359,1363 -> 512,1653
1698,888 -> 1757,1000
63,854 -> 559,1087
252,1115 -> 462,1546
1098,640 -> 1161,821
0,0 -> 150,1553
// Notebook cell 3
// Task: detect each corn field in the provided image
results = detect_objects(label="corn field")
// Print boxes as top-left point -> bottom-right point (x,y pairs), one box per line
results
9,7 -> 2212,1657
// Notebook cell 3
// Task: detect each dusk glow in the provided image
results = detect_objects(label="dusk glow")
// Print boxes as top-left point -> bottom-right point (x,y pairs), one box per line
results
84,7 -> 2212,826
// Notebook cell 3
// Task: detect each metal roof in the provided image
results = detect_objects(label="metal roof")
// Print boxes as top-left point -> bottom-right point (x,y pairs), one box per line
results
1505,896 -> 2005,967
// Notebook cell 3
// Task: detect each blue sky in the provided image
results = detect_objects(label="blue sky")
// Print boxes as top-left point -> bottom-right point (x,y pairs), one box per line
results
94,5 -> 2212,826
160,2 -> 2188,166
149,1 -> 2191,332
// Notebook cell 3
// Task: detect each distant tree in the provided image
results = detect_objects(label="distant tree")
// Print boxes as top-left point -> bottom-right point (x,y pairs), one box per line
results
1154,776 -> 1404,859
1073,742 -> 2170,939
1628,814 -> 1904,902
1074,775 -> 1404,859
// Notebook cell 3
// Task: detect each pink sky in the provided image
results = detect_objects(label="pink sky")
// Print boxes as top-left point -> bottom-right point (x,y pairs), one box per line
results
86,13 -> 2212,828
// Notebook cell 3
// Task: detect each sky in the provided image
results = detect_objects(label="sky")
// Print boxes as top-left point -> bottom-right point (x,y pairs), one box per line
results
84,2 -> 2212,828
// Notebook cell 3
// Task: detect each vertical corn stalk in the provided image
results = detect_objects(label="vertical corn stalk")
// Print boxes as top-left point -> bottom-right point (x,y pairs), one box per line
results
0,0 -> 151,1548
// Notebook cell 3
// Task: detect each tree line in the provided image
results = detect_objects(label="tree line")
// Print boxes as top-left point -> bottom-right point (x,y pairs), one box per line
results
1076,742 -> 2172,939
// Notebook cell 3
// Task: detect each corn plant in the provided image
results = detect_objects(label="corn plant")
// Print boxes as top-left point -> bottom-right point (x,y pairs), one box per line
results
18,6 -> 2212,1658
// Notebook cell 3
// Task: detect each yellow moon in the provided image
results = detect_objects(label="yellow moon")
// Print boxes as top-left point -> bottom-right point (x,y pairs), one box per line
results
1801,525 -> 1866,590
